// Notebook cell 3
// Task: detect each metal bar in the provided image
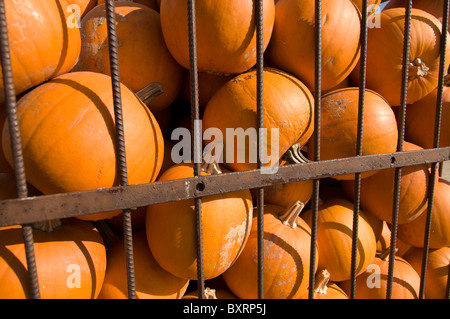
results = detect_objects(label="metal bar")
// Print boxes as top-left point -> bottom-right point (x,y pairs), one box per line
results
187,0 -> 205,299
418,0 -> 450,300
255,0 -> 265,300
0,147 -> 448,228
308,0 -> 322,300
0,0 -> 40,299
104,0 -> 136,299
386,0 -> 413,299
350,0 -> 369,300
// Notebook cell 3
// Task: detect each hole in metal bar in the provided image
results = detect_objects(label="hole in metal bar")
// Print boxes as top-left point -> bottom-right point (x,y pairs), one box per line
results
390,156 -> 396,164
196,182 -> 205,192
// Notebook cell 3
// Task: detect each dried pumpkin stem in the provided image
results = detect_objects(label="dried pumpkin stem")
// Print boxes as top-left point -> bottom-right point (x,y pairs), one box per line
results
200,161 -> 222,175
378,247 -> 398,261
409,58 -> 429,79
282,143 -> 311,164
204,287 -> 218,299
135,82 -> 164,105
314,269 -> 331,295
280,200 -> 305,228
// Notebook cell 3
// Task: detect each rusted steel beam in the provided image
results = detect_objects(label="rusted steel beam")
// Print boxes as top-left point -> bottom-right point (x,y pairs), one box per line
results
0,147 -> 448,228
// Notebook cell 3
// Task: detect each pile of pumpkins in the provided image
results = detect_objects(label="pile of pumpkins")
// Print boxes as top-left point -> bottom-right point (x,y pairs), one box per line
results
0,0 -> 448,299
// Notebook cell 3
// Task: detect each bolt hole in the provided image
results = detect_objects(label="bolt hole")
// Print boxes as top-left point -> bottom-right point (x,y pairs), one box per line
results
390,156 -> 396,164
196,182 -> 205,192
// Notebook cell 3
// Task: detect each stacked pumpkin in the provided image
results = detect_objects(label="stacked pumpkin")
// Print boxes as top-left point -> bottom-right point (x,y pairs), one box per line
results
0,0 -> 448,299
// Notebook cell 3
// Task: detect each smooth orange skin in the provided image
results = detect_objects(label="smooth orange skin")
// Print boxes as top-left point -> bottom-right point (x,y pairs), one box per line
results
223,205 -> 318,299
397,177 -> 450,249
76,2 -> 183,112
307,88 -> 398,180
0,0 -> 81,103
202,68 -> 314,172
98,231 -> 189,299
2,71 -> 164,221
339,255 -> 420,299
97,0 -> 160,11
0,219 -> 107,299
342,142 -> 431,224
351,0 -> 381,14
302,198 -> 377,282
299,281 -> 349,299
146,163 -> 253,280
160,0 -> 275,74
267,0 -> 361,93
403,246 -> 450,299
262,178 -> 313,209
405,82 -> 450,149
351,8 -> 450,106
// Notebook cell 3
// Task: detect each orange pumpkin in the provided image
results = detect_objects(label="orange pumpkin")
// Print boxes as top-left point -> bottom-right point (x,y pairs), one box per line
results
351,8 -> 450,106
397,177 -> 450,249
2,71 -> 164,221
0,0 -> 81,103
0,219 -> 106,299
307,88 -> 398,180
342,142 -> 431,224
339,249 -> 421,299
351,0 -> 381,15
266,0 -> 361,92
160,0 -> 275,75
302,198 -> 377,282
223,201 -> 318,299
75,2 -> 183,112
405,75 -> 450,149
403,246 -> 450,299
384,0 -> 450,32
98,231 -> 189,299
146,162 -> 253,280
202,68 -> 314,172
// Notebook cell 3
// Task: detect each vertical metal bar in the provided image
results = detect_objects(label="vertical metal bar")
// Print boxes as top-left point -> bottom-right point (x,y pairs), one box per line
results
104,0 -> 136,299
386,0 -> 413,299
350,0 -> 369,300
187,0 -> 205,299
308,0 -> 322,300
0,0 -> 40,299
255,0 -> 265,300
418,0 -> 450,300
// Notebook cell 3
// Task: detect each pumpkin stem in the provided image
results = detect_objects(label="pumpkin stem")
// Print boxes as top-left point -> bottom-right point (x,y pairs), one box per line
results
135,82 -> 164,105
280,200 -> 305,228
204,287 -> 218,299
94,219 -> 121,246
282,143 -> 311,164
409,58 -> 429,80
378,247 -> 398,261
32,219 -> 62,233
314,269 -> 331,295
200,161 -> 222,175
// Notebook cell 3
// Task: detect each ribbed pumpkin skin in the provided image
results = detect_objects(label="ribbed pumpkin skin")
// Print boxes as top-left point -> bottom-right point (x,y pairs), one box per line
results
339,254 -> 421,299
342,142 -> 431,224
98,231 -> 189,299
202,68 -> 314,172
267,0 -> 361,92
222,204 -> 318,299
160,0 -> 275,74
75,2 -> 183,112
352,8 -> 450,106
307,88 -> 398,180
146,163 -> 253,280
1,71 -> 164,220
302,198 -> 377,282
0,0 -> 81,102
403,246 -> 450,299
0,219 -> 106,299
397,177 -> 450,249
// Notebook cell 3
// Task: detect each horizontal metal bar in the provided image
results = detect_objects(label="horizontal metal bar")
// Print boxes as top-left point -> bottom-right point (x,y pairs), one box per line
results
0,147 -> 448,228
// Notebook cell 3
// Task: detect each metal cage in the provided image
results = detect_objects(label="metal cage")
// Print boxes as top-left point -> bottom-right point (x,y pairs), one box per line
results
0,0 -> 449,300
